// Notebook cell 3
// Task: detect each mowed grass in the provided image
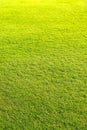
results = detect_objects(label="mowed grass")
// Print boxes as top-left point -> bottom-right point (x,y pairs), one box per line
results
0,0 -> 87,129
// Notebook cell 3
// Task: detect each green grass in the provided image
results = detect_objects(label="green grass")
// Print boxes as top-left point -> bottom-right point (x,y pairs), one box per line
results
0,0 -> 87,129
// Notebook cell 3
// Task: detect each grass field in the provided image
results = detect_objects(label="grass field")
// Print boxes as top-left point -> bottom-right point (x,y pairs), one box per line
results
0,0 -> 87,129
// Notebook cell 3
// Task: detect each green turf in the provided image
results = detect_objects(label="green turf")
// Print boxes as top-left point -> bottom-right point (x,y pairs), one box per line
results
0,0 -> 87,129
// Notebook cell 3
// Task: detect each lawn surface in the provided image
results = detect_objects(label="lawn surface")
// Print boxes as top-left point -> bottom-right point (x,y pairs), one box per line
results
0,0 -> 87,129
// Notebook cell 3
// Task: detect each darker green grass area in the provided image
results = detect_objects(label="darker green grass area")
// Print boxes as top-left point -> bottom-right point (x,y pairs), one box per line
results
0,0 -> 87,130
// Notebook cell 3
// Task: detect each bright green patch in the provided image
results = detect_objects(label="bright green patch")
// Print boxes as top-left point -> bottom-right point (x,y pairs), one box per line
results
0,0 -> 87,130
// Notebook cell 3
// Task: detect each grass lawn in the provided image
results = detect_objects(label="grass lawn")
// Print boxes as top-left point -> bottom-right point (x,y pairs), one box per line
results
0,0 -> 87,129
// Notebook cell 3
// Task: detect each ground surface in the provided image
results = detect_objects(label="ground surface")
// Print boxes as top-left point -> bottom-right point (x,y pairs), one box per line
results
0,0 -> 87,130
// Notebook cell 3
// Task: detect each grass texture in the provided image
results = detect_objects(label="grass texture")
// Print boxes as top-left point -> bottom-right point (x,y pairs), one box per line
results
0,0 -> 87,129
